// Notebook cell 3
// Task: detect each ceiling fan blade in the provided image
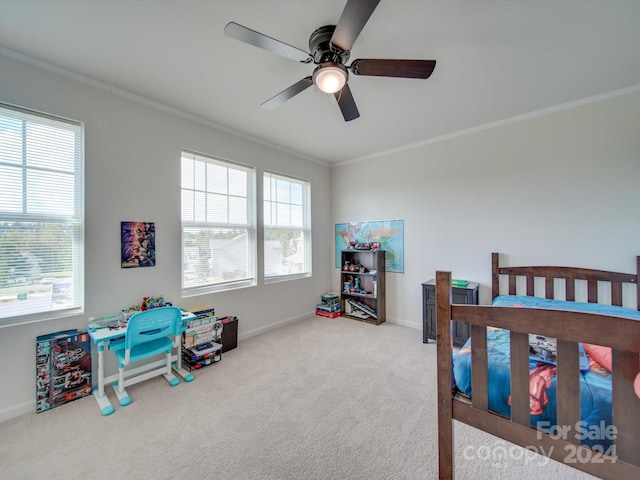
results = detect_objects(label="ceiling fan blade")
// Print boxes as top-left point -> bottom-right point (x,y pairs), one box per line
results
261,77 -> 314,109
224,22 -> 312,64
349,59 -> 436,79
331,0 -> 381,52
334,83 -> 360,122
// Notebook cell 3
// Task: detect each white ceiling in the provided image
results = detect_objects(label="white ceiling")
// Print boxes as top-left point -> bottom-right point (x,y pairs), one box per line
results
1,0 -> 639,165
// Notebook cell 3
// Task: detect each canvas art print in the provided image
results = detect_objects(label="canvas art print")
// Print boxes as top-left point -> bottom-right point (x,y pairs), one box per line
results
121,221 -> 156,268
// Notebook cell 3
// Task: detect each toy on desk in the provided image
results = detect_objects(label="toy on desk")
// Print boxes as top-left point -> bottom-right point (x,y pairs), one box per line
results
141,295 -> 165,310
116,295 -> 168,324
88,314 -> 125,332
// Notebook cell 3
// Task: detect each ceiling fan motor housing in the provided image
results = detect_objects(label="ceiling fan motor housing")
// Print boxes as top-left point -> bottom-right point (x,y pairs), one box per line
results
309,25 -> 350,65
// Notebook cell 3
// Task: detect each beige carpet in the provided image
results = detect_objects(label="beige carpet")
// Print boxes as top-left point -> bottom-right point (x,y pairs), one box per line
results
0,316 -> 596,479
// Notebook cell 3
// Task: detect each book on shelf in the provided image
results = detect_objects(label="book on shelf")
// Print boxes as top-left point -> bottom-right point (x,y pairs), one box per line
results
186,305 -> 216,326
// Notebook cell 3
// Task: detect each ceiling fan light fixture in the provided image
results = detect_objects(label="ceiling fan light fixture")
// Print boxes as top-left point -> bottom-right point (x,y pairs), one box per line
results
313,63 -> 348,94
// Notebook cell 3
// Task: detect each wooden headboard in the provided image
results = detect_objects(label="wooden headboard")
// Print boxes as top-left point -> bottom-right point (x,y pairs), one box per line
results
491,252 -> 640,308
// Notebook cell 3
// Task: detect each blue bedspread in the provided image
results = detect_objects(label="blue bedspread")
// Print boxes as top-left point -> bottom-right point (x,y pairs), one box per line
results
452,295 -> 640,448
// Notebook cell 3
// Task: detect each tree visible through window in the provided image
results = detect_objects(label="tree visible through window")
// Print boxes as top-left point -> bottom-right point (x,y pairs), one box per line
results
0,104 -> 84,323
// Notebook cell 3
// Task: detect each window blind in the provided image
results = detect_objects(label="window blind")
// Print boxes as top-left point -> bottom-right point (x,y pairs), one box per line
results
0,104 -> 84,323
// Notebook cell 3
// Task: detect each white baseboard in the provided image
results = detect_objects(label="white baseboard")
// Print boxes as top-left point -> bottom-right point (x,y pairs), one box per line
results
386,317 -> 421,330
238,311 -> 315,342
0,401 -> 33,424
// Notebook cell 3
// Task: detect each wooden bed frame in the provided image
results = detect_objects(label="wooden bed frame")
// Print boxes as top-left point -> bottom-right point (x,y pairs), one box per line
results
436,252 -> 640,479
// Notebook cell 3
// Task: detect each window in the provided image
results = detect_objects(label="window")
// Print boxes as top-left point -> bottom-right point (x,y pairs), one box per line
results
263,172 -> 311,280
0,104 -> 84,324
181,151 -> 255,295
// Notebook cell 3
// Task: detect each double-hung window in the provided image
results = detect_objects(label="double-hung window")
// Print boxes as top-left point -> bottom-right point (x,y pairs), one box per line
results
181,151 -> 256,295
263,172 -> 311,281
0,104 -> 84,324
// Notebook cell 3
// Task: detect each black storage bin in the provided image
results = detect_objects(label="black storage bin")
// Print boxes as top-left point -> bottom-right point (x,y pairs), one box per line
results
220,316 -> 238,353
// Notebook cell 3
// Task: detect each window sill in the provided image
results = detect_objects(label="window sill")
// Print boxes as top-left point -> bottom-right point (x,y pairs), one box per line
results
0,307 -> 85,329
264,272 -> 311,285
181,279 -> 257,298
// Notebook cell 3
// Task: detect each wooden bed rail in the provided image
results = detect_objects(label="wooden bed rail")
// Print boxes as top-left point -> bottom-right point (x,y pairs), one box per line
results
437,268 -> 640,480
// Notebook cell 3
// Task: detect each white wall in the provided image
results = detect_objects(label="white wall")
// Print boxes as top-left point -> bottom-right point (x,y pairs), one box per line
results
332,89 -> 640,328
0,54 -> 333,420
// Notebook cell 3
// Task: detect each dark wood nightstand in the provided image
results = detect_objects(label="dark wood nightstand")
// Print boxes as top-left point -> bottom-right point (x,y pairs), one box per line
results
422,279 -> 479,347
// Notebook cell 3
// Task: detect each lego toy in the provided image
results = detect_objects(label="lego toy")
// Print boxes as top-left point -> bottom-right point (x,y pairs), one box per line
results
35,329 -> 92,413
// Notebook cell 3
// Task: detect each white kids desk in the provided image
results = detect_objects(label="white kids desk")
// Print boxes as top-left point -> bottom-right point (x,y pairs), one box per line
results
88,309 -> 195,415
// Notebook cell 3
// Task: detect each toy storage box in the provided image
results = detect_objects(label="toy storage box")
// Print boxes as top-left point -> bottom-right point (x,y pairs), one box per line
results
36,329 -> 92,413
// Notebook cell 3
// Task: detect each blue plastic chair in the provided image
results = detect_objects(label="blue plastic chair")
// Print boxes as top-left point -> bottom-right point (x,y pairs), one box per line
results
111,306 -> 182,406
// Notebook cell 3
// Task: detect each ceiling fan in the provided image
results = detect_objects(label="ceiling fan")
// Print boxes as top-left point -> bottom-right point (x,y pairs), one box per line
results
224,0 -> 436,122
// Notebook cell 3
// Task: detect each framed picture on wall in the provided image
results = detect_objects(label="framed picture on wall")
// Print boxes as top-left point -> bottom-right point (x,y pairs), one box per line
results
121,221 -> 156,268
